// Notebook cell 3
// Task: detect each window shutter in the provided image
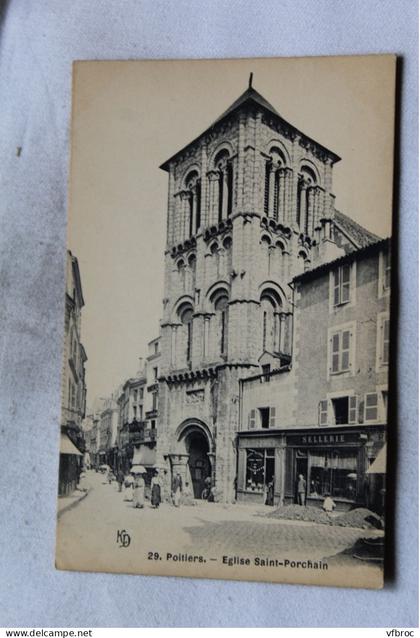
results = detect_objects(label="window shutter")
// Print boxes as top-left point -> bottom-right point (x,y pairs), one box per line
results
365,393 -> 378,422
269,407 -> 276,428
348,396 -> 358,424
333,270 -> 340,306
383,318 -> 390,364
341,265 -> 351,303
249,409 -> 256,429
341,330 -> 351,371
331,333 -> 340,373
319,400 -> 328,426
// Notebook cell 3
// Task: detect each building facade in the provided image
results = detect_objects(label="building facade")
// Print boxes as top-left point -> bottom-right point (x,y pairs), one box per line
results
117,371 -> 147,473
59,251 -> 88,496
155,83 -> 381,503
237,239 -> 390,511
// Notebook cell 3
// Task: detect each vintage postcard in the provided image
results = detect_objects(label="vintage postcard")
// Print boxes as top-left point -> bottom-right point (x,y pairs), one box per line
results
56,56 -> 395,588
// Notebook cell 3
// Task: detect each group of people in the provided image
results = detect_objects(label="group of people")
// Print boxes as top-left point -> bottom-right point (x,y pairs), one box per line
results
296,474 -> 336,513
107,468 -> 200,509
109,468 -> 163,509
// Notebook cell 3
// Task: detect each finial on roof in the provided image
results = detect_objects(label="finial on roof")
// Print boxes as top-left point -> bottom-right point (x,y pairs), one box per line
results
248,72 -> 253,89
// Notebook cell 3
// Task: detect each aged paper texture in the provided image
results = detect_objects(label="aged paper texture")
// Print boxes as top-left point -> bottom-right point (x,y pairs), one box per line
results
56,56 -> 395,588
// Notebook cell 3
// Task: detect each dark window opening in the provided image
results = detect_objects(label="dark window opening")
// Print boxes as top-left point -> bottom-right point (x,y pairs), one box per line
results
188,195 -> 194,238
332,397 -> 349,425
259,407 -> 270,429
195,181 -> 201,231
218,170 -> 224,223
262,364 -> 271,381
227,163 -> 233,217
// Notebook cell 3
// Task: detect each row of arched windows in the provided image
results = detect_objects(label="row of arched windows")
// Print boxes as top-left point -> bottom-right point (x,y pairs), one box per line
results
172,285 -> 287,367
263,146 -> 321,236
178,146 -> 323,245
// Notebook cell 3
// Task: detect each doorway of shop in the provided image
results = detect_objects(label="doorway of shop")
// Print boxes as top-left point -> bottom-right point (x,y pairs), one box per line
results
186,431 -> 211,498
295,452 -> 308,502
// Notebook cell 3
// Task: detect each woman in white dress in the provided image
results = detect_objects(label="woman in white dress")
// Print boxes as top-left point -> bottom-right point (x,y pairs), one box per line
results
133,473 -> 145,508
124,472 -> 134,501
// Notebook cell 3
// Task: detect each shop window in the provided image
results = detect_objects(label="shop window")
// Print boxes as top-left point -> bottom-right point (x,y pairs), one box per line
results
245,448 -> 275,494
332,264 -> 351,306
365,392 -> 379,422
329,326 -> 354,375
308,449 -> 358,500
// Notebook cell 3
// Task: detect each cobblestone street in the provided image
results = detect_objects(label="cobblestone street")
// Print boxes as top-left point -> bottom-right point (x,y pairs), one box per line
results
56,471 -> 383,587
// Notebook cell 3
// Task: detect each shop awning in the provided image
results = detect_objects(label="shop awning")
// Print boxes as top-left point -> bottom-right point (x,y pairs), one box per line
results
366,444 -> 387,474
60,433 -> 83,456
132,445 -> 156,467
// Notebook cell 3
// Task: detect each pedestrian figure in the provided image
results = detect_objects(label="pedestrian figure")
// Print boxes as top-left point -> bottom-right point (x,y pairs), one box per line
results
172,472 -> 182,507
265,480 -> 274,506
107,468 -> 114,484
151,470 -> 162,508
297,474 -> 307,506
133,473 -> 145,508
322,493 -> 336,516
116,468 -> 124,492
124,473 -> 134,501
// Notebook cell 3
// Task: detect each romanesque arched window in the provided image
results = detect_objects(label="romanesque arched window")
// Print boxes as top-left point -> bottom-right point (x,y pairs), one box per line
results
214,149 -> 233,223
178,302 -> 194,363
264,147 -> 288,221
297,165 -> 318,235
211,288 -> 229,356
260,288 -> 283,353
185,170 -> 201,237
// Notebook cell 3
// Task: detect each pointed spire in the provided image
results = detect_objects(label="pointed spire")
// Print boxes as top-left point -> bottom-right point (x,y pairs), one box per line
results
248,72 -> 253,89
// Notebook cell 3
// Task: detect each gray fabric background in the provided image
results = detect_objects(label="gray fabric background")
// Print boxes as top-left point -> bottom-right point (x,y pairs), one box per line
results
0,0 -> 417,628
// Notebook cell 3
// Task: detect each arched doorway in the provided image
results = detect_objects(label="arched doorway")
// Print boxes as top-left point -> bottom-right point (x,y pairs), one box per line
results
185,431 -> 211,499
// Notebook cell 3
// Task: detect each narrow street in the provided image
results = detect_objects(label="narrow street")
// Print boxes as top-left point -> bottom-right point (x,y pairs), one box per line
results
56,471 -> 383,587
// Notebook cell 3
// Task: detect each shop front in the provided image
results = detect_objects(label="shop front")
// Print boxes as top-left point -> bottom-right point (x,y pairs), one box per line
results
236,433 -> 286,506
236,425 -> 385,510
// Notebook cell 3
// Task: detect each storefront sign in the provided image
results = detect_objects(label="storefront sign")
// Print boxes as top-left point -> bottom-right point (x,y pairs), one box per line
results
287,431 -> 361,446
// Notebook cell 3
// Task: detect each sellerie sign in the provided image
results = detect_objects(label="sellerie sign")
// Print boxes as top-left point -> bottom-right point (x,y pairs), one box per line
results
287,432 -> 362,446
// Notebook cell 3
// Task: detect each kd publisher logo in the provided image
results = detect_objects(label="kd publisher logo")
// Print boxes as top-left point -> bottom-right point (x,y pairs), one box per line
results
116,529 -> 131,548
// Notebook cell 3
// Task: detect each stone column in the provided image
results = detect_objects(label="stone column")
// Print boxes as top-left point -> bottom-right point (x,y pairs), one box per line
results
285,167 -> 293,226
307,187 -> 315,236
207,171 -> 219,226
268,166 -> 275,218
167,168 -> 175,247
279,169 -> 286,222
299,181 -> 307,233
220,167 -> 228,220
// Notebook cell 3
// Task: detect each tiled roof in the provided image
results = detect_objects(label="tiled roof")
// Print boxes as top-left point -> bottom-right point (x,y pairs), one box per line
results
333,209 -> 381,249
160,85 -> 340,170
293,237 -> 390,284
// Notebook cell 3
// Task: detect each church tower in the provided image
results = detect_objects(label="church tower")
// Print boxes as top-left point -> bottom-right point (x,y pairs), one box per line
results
156,78 -> 343,503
